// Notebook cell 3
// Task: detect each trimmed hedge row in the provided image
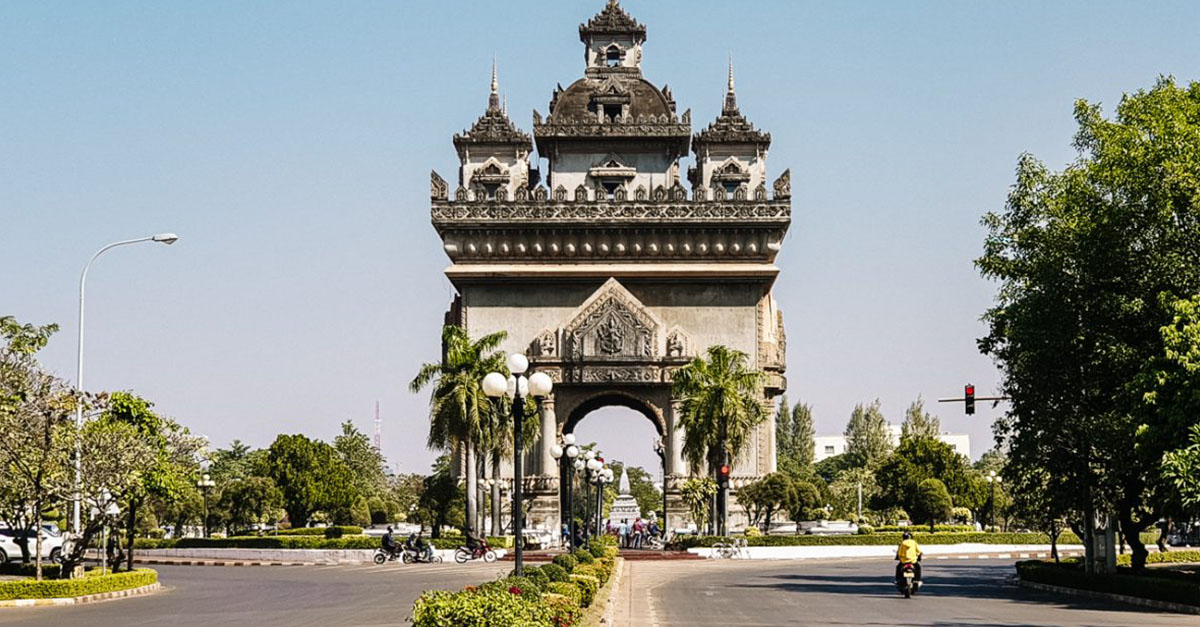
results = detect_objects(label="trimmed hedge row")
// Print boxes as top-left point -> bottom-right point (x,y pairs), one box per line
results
274,526 -> 363,537
873,525 -> 975,533
669,531 -> 1085,550
1016,560 -> 1200,608
134,534 -> 512,551
1117,550 -> 1200,567
0,563 -> 62,578
411,545 -> 619,627
0,568 -> 157,601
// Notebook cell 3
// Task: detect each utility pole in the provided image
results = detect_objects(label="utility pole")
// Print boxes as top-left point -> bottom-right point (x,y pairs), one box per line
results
373,401 -> 382,453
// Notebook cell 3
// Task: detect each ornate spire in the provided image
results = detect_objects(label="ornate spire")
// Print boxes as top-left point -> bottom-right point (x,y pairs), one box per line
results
488,57 -> 500,111
723,56 -> 738,115
579,0 -> 646,42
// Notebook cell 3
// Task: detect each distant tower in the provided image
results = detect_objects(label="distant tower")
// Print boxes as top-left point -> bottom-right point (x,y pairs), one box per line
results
373,401 -> 382,453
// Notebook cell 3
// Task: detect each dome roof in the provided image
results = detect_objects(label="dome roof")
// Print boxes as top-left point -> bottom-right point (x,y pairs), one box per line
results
548,76 -> 672,121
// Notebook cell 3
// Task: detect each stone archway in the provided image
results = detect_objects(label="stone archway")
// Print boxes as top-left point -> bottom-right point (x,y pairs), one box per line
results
562,390 -> 665,438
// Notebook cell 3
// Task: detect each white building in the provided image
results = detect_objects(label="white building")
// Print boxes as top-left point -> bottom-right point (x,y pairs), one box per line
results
813,425 -> 971,462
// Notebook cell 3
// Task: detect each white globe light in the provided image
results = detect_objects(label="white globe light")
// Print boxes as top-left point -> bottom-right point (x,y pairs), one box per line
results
528,371 -> 553,397
505,375 -> 517,399
584,450 -> 595,460
587,459 -> 601,471
566,445 -> 579,458
517,375 -> 529,398
507,353 -> 529,375
563,433 -> 576,445
482,372 -> 508,397
550,444 -> 564,459
574,459 -> 584,470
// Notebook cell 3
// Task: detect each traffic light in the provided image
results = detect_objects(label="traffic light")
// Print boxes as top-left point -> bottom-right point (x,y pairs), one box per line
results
717,464 -> 731,487
965,384 -> 975,415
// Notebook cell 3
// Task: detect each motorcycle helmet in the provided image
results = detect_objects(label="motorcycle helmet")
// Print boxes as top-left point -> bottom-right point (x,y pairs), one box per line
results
902,531 -> 913,540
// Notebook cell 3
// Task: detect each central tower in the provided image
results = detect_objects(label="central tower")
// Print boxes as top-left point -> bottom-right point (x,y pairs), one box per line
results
430,0 -> 792,533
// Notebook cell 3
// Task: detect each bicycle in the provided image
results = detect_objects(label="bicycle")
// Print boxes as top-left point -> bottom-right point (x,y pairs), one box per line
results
709,537 -> 748,559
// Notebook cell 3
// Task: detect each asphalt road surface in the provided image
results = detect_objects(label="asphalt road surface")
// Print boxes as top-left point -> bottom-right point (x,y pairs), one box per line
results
0,561 -> 507,627
618,557 -> 1199,626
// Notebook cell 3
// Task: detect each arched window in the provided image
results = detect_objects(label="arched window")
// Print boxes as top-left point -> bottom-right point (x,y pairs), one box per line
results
605,45 -> 622,68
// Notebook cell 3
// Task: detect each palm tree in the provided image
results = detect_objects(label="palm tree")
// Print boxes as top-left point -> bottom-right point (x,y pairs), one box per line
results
671,345 -> 766,535
410,325 -> 507,534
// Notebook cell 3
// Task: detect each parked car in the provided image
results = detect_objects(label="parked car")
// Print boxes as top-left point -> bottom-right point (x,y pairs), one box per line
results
0,527 -> 64,564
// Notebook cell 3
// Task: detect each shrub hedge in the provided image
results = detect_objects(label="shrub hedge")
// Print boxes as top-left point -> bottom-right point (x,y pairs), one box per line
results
572,549 -> 595,564
1117,550 -> 1200,567
1016,560 -> 1200,608
411,554 -> 618,627
0,563 -> 62,578
274,526 -> 363,537
588,544 -> 606,559
0,568 -> 158,601
552,553 -> 577,573
540,563 -> 569,583
668,531 -> 1086,550
873,525 -> 975,533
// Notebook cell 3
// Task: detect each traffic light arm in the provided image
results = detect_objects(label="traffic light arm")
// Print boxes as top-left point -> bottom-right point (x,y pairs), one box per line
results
937,396 -> 1009,403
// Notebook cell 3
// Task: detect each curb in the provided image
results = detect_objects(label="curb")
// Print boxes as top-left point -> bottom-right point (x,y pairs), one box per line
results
1018,579 -> 1200,615
932,551 -> 1083,561
136,559 -> 310,567
0,582 -> 161,608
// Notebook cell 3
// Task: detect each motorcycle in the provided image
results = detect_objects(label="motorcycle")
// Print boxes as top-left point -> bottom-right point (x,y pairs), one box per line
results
895,562 -> 920,598
454,539 -> 497,564
373,544 -> 442,564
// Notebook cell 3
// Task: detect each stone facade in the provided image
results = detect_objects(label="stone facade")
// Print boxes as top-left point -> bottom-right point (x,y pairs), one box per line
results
430,0 -> 791,533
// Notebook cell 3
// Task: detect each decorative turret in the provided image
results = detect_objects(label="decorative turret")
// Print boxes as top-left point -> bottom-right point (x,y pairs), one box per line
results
690,59 -> 772,200
579,0 -> 646,77
451,59 -> 534,201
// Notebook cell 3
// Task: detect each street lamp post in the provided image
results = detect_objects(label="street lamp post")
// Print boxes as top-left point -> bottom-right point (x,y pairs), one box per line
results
550,433 -> 579,549
482,353 -> 553,576
986,471 -> 1002,532
590,461 -> 613,544
197,474 -> 215,538
653,438 -> 668,537
73,233 -> 179,536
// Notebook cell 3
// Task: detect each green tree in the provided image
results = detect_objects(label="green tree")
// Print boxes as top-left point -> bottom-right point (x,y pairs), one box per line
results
349,497 -> 372,527
828,467 -> 876,521
412,455 -> 464,538
900,397 -> 940,442
680,477 -> 717,534
813,453 -> 855,483
104,392 -> 204,571
737,473 -> 791,534
0,317 -> 70,578
843,400 -> 891,468
672,345 -> 766,535
409,325 -> 507,534
784,479 -> 822,533
219,476 -> 283,533
1009,467 -> 1070,562
1162,424 -> 1200,516
265,434 -> 356,528
978,78 -> 1200,571
910,478 -> 953,533
788,402 -> 815,473
873,437 -> 973,515
334,420 -> 388,501
775,396 -> 792,470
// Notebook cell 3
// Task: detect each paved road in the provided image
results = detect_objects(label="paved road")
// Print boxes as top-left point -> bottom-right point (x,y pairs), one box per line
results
617,557 -> 1198,626
0,561 -> 507,626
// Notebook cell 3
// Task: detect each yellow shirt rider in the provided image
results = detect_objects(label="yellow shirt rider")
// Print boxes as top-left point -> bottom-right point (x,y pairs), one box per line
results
895,531 -> 923,585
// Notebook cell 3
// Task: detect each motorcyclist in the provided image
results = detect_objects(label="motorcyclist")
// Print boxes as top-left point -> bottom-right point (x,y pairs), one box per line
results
382,526 -> 397,558
895,531 -> 923,587
464,527 -> 483,556
414,530 -> 433,562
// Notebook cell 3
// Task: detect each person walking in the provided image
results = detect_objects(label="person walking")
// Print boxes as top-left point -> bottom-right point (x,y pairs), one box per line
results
618,519 -> 629,548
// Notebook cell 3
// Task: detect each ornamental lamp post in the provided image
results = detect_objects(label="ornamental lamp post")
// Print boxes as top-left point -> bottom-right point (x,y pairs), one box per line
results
550,433 -> 579,549
653,438 -> 669,537
197,473 -> 215,538
73,233 -> 180,538
986,471 -> 1002,532
482,353 -> 553,576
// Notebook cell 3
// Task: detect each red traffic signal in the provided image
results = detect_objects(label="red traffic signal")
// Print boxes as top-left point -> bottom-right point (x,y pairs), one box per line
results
718,464 -> 730,477
965,384 -> 976,415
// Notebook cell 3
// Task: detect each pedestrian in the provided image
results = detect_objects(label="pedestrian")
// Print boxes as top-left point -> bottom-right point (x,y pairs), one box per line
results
618,519 -> 629,548
633,518 -> 644,549
562,522 -> 570,548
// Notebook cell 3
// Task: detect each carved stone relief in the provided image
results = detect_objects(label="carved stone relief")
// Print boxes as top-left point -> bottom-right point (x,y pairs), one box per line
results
562,278 -> 662,361
431,170 -> 449,200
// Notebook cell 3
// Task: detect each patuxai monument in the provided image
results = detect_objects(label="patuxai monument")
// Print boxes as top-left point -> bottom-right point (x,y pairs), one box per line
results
430,0 -> 791,532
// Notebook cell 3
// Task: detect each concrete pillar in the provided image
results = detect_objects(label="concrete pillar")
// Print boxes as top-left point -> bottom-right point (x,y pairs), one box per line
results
668,398 -> 686,476
539,395 -> 557,476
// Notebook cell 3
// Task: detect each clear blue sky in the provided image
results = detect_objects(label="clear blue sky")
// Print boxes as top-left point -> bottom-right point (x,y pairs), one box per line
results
3,1 -> 1198,478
